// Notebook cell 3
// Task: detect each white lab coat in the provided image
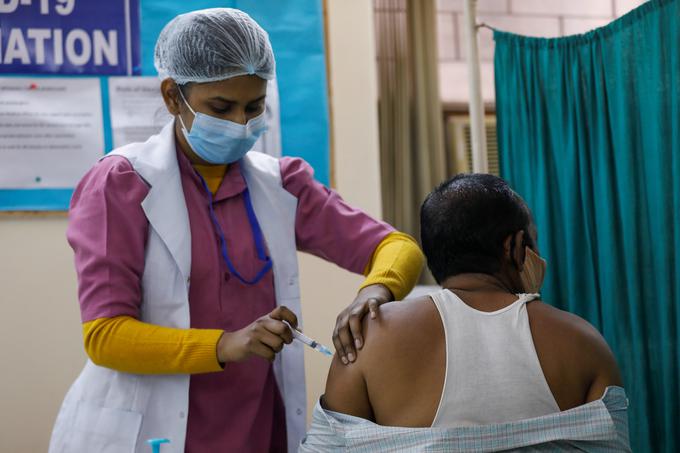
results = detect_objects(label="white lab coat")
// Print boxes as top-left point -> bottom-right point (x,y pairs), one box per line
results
49,122 -> 307,453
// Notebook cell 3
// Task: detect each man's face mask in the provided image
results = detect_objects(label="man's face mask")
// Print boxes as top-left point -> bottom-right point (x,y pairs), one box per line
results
519,246 -> 547,294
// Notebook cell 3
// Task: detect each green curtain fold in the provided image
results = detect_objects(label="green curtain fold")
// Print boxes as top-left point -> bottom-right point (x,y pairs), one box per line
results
494,1 -> 679,452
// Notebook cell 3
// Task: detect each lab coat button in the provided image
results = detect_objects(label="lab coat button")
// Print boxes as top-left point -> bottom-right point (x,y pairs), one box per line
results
180,411 -> 185,418
296,408 -> 303,416
288,278 -> 295,286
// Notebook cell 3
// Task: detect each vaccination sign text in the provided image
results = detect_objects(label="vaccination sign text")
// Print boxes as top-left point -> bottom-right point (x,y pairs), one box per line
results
0,0 -> 140,75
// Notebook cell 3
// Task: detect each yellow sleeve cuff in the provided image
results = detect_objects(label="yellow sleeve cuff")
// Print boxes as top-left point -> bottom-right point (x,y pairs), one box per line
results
83,316 -> 224,375
360,231 -> 425,300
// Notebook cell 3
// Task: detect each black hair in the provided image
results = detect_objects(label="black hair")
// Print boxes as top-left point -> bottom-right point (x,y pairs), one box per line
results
420,173 -> 535,284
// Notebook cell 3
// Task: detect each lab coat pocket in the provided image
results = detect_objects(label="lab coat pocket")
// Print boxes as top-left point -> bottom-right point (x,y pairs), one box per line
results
66,402 -> 143,453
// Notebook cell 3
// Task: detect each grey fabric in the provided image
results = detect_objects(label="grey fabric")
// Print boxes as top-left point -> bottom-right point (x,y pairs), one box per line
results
300,386 -> 631,452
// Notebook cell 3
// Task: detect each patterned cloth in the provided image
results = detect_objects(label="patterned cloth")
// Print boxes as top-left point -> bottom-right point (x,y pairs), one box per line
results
300,386 -> 631,452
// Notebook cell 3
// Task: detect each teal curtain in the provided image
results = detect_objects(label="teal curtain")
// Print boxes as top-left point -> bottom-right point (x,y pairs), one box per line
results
494,1 -> 679,452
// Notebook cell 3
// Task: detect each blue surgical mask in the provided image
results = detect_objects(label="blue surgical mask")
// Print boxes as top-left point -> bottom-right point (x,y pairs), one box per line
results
177,88 -> 267,165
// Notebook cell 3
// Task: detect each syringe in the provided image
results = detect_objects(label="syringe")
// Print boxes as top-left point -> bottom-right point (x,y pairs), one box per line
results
284,322 -> 333,357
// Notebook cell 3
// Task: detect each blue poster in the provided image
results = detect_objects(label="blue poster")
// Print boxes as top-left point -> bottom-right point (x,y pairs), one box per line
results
139,0 -> 330,186
0,0 -> 329,211
0,0 -> 141,75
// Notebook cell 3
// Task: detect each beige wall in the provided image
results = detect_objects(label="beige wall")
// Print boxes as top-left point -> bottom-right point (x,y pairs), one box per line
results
0,1 -> 381,451
433,0 -> 647,104
0,216 -> 84,453
301,0 -> 383,421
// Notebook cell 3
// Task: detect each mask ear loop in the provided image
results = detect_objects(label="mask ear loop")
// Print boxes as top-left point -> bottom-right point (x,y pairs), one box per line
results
176,85 -> 197,134
509,232 -> 528,270
509,234 -> 518,269
177,85 -> 196,115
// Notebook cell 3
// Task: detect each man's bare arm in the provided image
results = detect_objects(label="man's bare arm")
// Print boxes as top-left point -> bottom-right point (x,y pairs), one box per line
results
323,302 -> 401,420
583,323 -> 624,402
322,353 -> 374,420
323,297 -> 442,425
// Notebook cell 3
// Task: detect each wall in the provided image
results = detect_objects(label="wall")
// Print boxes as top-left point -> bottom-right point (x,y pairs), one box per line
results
301,0 -> 384,425
0,216 -> 83,453
436,0 -> 648,104
0,1 -> 382,451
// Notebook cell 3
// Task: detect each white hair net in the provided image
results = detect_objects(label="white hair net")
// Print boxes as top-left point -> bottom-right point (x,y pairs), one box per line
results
154,8 -> 275,84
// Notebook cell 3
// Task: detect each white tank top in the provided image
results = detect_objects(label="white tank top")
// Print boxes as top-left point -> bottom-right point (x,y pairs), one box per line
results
429,289 -> 560,427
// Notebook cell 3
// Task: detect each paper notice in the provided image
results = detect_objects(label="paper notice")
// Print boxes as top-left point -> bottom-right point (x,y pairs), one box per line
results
108,76 -> 173,148
0,77 -> 104,189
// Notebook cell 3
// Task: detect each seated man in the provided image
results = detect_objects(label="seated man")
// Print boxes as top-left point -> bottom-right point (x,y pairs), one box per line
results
301,174 -> 630,452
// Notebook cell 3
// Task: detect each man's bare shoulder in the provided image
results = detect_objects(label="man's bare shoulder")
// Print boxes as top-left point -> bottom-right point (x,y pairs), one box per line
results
357,295 -> 445,383
322,296 -> 440,420
527,301 -> 609,348
527,300 -> 623,396
360,295 -> 441,352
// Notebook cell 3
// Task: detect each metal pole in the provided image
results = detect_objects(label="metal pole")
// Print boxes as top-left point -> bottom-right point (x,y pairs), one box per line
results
463,0 -> 488,173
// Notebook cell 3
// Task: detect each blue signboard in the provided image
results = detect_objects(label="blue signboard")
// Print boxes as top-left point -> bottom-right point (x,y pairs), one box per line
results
0,0 -> 141,75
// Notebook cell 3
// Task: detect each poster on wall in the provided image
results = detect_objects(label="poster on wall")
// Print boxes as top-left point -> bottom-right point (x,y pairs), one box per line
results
0,0 -> 329,211
0,0 -> 141,75
108,76 -> 172,148
0,77 -> 104,188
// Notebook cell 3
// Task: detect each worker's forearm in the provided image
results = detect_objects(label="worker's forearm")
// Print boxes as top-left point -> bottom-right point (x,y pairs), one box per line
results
361,232 -> 425,300
83,316 -> 224,374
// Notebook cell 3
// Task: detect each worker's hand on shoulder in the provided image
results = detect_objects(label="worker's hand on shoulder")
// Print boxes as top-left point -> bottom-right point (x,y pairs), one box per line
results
333,284 -> 393,365
217,306 -> 298,363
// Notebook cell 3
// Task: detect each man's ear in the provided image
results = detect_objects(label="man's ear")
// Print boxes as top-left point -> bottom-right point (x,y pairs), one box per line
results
505,230 -> 526,270
160,78 -> 181,116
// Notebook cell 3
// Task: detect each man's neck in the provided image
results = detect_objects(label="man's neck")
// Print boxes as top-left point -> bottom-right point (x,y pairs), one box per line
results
441,273 -> 513,294
440,273 -> 522,312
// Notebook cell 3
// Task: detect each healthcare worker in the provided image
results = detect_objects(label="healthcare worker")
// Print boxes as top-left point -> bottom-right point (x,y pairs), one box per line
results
49,8 -> 423,453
